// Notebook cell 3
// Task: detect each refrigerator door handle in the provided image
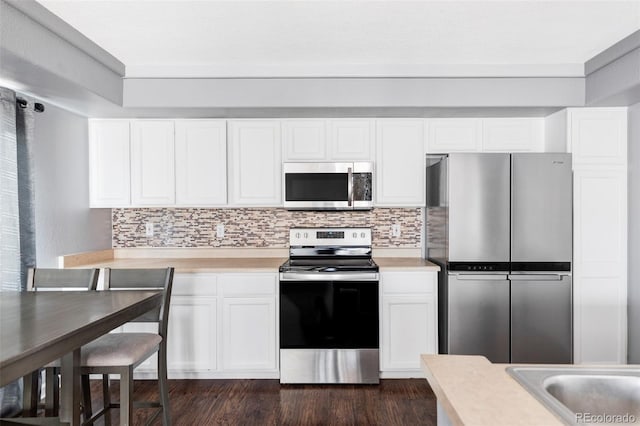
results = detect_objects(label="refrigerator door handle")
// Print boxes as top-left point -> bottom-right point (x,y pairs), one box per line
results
452,274 -> 509,280
508,274 -> 565,281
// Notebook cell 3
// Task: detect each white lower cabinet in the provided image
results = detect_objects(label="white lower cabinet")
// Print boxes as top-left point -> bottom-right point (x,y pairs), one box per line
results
219,273 -> 279,377
130,272 -> 279,379
380,270 -> 438,378
167,296 -> 217,374
221,297 -> 277,373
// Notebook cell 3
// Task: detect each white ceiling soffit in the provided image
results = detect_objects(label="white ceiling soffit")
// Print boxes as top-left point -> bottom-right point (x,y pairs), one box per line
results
37,0 -> 640,79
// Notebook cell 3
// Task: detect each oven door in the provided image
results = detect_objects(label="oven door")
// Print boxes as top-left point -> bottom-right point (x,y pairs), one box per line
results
283,162 -> 351,210
280,279 -> 379,349
279,278 -> 380,383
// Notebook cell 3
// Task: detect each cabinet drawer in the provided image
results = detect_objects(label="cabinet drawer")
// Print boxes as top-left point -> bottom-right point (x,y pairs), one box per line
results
173,273 -> 218,296
220,273 -> 277,296
381,271 -> 436,294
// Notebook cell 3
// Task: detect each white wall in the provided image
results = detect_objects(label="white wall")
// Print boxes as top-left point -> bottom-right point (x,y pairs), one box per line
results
33,102 -> 111,267
629,102 -> 640,363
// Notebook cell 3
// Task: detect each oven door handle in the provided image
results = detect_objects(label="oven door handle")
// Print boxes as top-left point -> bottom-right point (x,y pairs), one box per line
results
279,272 -> 379,282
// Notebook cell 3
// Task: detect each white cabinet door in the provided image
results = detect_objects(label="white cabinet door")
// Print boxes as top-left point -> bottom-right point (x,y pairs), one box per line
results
426,118 -> 480,153
228,120 -> 282,206
221,297 -> 277,371
380,270 -> 438,375
381,295 -> 436,371
569,108 -> 627,166
376,119 -> 426,206
573,167 -> 627,364
328,119 -> 374,160
481,118 -> 544,152
175,120 -> 227,206
282,119 -> 327,160
131,120 -> 175,206
89,120 -> 131,207
567,107 -> 628,365
167,296 -> 217,373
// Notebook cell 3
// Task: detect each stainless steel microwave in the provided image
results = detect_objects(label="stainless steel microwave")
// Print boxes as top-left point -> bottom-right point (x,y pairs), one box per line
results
283,162 -> 373,210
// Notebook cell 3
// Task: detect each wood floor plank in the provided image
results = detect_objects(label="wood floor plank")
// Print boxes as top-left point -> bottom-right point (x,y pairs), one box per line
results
90,379 -> 436,425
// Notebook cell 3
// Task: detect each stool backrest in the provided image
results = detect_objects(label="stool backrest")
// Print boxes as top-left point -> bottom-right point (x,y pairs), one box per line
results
103,267 -> 174,338
27,268 -> 99,291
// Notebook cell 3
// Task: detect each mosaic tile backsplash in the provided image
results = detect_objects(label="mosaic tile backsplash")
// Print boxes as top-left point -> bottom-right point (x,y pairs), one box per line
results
112,208 -> 422,248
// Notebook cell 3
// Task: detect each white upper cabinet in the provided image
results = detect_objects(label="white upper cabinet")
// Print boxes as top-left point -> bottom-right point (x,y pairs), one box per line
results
568,108 -> 627,165
283,120 -> 327,160
228,120 -> 282,206
426,118 -> 480,153
89,119 -> 131,207
282,119 -> 374,161
328,119 -> 375,160
426,118 -> 543,153
131,120 -> 176,206
375,119 -> 426,206
175,120 -> 227,206
481,118 -> 544,152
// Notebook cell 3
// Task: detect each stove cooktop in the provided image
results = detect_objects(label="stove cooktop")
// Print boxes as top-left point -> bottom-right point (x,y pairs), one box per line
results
279,258 -> 379,273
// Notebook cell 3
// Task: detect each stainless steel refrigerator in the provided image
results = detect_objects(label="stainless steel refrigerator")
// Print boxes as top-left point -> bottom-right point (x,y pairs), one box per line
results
426,153 -> 573,364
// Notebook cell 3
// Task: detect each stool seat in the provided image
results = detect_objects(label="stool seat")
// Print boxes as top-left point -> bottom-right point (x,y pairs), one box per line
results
45,333 -> 162,368
82,333 -> 162,367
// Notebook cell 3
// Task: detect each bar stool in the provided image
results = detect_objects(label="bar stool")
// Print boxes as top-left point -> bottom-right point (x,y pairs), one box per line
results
22,268 -> 99,418
81,267 -> 174,426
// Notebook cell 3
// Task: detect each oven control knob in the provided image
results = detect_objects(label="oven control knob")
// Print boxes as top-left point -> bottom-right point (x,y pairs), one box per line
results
304,232 -> 309,238
361,232 -> 366,238
295,232 -> 301,239
353,232 -> 357,238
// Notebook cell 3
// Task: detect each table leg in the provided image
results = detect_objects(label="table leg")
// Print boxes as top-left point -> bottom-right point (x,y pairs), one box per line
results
59,348 -> 81,426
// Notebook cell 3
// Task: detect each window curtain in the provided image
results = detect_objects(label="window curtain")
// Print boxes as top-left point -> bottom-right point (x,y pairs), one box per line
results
0,86 -> 36,291
0,86 -> 37,417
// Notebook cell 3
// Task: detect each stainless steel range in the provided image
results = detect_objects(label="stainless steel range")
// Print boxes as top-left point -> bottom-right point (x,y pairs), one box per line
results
279,228 -> 379,384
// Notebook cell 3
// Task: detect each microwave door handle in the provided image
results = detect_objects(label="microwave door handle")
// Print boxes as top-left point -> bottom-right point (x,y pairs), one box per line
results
347,166 -> 353,207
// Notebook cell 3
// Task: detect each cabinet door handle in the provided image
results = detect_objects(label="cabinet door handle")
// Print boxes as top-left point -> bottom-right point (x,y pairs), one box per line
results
347,167 -> 353,207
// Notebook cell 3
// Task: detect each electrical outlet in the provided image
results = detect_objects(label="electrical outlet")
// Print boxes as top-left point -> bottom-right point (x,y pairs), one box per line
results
216,223 -> 225,239
391,224 -> 401,238
145,222 -> 154,237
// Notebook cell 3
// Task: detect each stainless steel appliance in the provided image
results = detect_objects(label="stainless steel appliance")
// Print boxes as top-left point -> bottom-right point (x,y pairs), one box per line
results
426,153 -> 573,364
283,162 -> 373,210
279,228 -> 379,384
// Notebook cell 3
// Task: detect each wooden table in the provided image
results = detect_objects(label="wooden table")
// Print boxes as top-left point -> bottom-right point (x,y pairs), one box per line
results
0,291 -> 162,425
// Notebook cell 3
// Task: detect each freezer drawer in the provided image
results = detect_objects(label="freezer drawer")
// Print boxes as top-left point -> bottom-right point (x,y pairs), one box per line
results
510,274 -> 572,363
447,274 -> 510,363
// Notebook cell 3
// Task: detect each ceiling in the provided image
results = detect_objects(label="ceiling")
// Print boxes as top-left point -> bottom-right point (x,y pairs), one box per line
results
35,0 -> 640,79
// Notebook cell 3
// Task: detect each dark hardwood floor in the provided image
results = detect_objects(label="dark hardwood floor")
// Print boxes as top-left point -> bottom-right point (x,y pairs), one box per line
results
89,379 -> 437,425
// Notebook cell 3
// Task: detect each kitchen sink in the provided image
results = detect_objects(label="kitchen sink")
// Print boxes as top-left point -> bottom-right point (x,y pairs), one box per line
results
507,366 -> 640,425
